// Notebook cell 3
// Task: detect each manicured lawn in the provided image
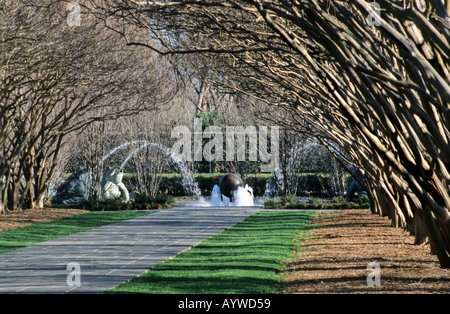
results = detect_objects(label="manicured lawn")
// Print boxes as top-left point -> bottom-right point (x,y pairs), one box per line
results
108,211 -> 316,294
0,211 -> 153,255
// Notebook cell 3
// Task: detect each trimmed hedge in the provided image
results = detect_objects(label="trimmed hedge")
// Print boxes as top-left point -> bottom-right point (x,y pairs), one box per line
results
263,195 -> 370,210
123,173 -> 351,197
123,174 -> 268,196
50,193 -> 175,211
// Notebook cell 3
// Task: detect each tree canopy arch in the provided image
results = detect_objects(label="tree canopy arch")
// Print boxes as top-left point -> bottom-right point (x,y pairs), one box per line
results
94,0 -> 450,267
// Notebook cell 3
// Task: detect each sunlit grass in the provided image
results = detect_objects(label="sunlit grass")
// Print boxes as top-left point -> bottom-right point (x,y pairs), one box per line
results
108,211 -> 316,294
0,211 -> 153,254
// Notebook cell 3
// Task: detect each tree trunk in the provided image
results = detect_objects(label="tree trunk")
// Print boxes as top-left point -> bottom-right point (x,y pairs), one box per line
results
413,210 -> 428,245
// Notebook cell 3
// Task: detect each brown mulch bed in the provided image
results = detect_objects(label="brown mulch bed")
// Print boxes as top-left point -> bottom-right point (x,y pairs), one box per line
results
280,208 -> 450,294
0,208 -> 87,231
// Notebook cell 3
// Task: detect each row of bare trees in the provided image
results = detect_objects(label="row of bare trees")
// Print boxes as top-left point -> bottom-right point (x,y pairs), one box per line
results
92,0 -> 450,267
0,0 -> 175,213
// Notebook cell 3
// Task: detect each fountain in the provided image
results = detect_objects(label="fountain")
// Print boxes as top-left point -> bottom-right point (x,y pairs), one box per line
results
208,184 -> 254,207
218,173 -> 243,202
103,142 -> 257,207
263,165 -> 284,198
51,168 -> 92,205
54,141 -> 258,207
101,167 -> 130,203
207,174 -> 254,207
102,140 -> 203,199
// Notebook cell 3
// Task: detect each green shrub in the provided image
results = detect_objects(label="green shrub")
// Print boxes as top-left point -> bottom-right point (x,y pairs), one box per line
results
65,199 -> 131,211
154,194 -> 175,206
50,193 -> 175,211
263,198 -> 278,209
279,194 -> 297,206
132,193 -> 175,210
332,196 -> 346,203
358,192 -> 370,204
263,196 -> 370,210
307,197 -> 323,209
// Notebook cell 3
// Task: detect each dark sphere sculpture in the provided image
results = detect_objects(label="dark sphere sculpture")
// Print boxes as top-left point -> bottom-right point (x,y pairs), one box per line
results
219,173 -> 243,202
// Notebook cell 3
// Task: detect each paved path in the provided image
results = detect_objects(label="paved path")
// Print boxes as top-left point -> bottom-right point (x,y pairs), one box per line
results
0,206 -> 261,294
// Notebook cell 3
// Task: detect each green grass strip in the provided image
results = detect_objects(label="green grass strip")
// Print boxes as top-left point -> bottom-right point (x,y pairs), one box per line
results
0,211 -> 153,255
108,210 -> 316,294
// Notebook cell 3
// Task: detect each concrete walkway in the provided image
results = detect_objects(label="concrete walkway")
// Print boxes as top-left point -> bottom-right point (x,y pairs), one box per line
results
0,206 -> 261,294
